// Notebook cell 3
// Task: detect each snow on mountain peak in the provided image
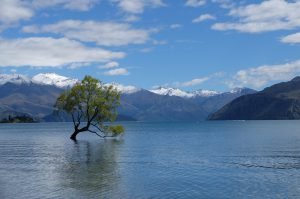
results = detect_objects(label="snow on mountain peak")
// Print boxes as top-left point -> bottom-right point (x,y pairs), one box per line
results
0,72 -> 139,92
0,72 -> 252,97
193,89 -> 220,97
105,82 -> 140,94
32,73 -> 78,88
230,87 -> 246,94
0,74 -> 31,85
149,87 -> 220,98
150,87 -> 194,98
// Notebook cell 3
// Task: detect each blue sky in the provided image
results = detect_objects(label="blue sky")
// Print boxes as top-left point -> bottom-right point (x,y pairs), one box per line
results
0,0 -> 300,91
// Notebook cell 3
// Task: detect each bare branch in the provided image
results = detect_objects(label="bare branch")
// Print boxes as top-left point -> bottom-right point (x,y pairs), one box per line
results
90,123 -> 118,138
91,122 -> 105,133
88,129 -> 105,138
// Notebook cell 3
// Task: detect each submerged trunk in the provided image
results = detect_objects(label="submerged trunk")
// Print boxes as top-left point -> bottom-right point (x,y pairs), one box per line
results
70,125 -> 89,141
70,129 -> 80,141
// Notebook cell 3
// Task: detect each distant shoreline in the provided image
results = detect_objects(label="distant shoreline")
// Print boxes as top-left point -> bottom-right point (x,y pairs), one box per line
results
0,116 -> 37,124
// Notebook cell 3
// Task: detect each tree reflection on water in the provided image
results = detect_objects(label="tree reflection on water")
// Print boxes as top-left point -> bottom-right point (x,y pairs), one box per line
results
58,139 -> 124,198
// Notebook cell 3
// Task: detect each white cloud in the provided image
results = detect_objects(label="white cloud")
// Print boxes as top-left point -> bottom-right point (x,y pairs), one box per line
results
0,0 -> 99,31
0,0 -> 33,24
104,68 -> 129,76
175,77 -> 209,87
112,0 -> 165,14
32,0 -> 99,11
162,72 -> 222,88
68,62 -> 91,69
211,0 -> 233,9
116,0 -> 145,14
193,14 -> 216,23
232,59 -> 300,89
22,25 -> 39,33
170,24 -> 182,29
212,0 -> 300,33
124,15 -> 140,22
22,20 -> 152,46
105,82 -> 140,94
99,61 -> 120,69
0,37 -> 125,68
281,32 -> 300,44
185,0 -> 206,7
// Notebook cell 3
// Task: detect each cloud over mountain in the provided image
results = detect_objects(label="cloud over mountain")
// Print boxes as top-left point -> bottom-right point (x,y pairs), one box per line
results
185,0 -> 206,7
230,59 -> 300,89
104,68 -> 129,76
32,0 -> 99,11
193,14 -> 215,23
112,0 -> 165,14
0,0 -> 33,29
0,37 -> 125,68
281,32 -> 300,44
212,0 -> 300,33
23,20 -> 152,46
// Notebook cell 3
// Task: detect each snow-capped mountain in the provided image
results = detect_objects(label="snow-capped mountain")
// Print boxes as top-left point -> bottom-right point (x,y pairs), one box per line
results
229,87 -> 252,94
149,86 -> 255,98
0,72 -> 257,121
0,73 -> 78,88
105,82 -> 141,94
32,73 -> 78,88
150,87 -> 194,98
0,74 -> 31,85
28,74 -> 141,94
0,72 -> 254,98
192,89 -> 220,97
150,87 -> 220,98
0,73 -> 139,92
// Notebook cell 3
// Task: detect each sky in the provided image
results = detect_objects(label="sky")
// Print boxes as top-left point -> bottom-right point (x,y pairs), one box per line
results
0,0 -> 300,91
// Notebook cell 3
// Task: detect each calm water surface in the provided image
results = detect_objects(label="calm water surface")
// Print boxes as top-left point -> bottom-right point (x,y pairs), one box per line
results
0,121 -> 300,198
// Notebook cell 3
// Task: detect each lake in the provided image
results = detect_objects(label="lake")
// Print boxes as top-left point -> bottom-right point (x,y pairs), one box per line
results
0,121 -> 300,198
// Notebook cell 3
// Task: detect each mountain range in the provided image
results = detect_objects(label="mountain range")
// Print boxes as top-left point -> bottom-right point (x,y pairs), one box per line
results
210,77 -> 300,120
0,73 -> 256,121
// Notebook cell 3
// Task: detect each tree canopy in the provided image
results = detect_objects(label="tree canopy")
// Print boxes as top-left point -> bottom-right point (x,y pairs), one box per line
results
55,75 -> 124,141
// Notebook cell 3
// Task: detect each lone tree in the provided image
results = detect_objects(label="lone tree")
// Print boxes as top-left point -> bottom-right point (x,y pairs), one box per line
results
55,75 -> 124,141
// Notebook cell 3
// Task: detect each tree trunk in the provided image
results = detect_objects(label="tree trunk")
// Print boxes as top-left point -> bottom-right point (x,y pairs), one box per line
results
70,125 -> 89,141
70,130 -> 80,141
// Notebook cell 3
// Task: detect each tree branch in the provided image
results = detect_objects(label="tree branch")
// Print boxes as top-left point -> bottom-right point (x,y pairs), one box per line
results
90,123 -> 117,138
88,129 -> 105,138
89,108 -> 99,123
73,106 -> 84,128
91,122 -> 105,133
71,113 -> 76,128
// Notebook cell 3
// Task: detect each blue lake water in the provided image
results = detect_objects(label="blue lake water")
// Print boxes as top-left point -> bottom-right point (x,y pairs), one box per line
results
0,121 -> 300,198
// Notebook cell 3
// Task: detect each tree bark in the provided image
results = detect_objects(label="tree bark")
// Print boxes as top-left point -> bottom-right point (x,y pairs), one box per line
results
70,125 -> 89,141
70,129 -> 80,141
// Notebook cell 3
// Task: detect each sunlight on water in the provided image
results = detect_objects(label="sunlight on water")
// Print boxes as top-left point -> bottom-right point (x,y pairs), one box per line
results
0,121 -> 300,198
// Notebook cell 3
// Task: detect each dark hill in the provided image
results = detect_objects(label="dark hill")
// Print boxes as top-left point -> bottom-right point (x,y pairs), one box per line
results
209,77 -> 300,120
0,82 -> 63,118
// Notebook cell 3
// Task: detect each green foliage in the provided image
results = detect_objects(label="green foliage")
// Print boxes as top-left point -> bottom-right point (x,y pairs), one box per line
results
108,125 -> 125,135
55,75 -> 124,138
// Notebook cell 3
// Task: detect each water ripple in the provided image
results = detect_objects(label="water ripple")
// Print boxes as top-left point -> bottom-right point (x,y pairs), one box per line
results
1,121 -> 300,198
